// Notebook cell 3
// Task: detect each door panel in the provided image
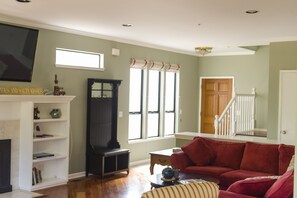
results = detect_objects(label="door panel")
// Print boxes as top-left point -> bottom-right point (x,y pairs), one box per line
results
201,79 -> 232,133
279,71 -> 297,145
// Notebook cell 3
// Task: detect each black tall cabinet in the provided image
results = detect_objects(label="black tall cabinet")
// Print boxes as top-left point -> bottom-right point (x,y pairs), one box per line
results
86,79 -> 129,178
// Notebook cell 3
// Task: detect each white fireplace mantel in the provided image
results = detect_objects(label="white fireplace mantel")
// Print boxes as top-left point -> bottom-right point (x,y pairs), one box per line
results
0,95 -> 75,191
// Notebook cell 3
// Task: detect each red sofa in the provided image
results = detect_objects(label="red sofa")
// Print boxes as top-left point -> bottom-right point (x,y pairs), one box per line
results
170,137 -> 294,189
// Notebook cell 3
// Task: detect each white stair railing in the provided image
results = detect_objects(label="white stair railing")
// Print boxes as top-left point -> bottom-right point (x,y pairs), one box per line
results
214,88 -> 256,136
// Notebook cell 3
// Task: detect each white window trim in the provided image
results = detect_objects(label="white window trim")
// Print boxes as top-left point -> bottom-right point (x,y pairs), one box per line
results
55,48 -> 104,71
128,68 -> 179,141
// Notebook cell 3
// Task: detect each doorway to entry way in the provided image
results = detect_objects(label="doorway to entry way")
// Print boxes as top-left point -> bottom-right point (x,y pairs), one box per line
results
200,78 -> 233,134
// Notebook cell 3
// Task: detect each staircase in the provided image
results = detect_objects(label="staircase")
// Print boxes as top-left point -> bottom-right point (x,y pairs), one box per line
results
214,88 -> 256,136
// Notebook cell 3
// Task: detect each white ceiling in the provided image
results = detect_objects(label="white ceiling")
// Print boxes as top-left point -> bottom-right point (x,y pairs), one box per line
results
1,0 -> 297,56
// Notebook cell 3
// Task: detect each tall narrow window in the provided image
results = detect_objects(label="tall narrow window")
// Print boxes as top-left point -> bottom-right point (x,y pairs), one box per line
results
128,68 -> 143,139
164,72 -> 176,135
147,70 -> 160,137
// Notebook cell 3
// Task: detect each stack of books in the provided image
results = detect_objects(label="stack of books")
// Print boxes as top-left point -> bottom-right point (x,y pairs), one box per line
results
32,167 -> 42,185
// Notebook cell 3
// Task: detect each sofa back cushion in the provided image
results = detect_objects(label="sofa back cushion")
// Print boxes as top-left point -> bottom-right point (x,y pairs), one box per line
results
240,142 -> 279,175
141,181 -> 219,198
182,137 -> 216,166
278,144 -> 295,175
264,169 -> 294,198
202,138 -> 245,169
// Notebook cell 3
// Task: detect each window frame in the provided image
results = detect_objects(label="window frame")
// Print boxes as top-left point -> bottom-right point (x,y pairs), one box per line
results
147,70 -> 161,138
55,48 -> 104,71
128,69 -> 144,140
128,68 -> 178,141
164,72 -> 177,136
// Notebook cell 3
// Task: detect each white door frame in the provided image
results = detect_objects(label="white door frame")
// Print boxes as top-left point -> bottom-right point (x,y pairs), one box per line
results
278,70 -> 297,143
198,76 -> 235,133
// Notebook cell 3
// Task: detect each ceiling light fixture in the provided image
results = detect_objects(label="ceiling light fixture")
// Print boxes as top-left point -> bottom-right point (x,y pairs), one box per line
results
195,47 -> 212,56
246,10 -> 259,14
122,24 -> 132,27
16,0 -> 30,2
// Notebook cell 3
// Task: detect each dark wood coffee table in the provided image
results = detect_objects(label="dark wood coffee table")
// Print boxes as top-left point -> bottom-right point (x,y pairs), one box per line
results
149,173 -> 219,189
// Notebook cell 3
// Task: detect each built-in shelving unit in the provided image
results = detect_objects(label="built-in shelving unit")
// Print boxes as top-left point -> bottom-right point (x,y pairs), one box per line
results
0,95 -> 75,191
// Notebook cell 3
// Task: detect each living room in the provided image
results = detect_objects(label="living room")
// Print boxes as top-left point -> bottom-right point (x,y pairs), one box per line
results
0,0 -> 296,197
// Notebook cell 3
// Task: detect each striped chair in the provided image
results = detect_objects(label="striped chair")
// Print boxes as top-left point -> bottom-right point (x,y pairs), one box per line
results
141,181 -> 219,198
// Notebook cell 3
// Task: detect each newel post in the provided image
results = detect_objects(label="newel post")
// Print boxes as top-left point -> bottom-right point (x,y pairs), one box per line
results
214,115 -> 219,135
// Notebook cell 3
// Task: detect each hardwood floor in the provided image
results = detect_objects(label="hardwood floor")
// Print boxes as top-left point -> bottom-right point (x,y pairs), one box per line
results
35,164 -> 161,198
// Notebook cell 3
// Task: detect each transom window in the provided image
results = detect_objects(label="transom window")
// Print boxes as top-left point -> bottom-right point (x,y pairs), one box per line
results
55,48 -> 104,70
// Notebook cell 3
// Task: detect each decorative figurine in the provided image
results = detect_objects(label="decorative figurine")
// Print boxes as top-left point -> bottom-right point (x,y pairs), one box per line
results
53,74 -> 66,96
34,107 -> 40,119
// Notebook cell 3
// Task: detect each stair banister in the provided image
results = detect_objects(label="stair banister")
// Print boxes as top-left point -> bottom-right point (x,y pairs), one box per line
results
214,88 -> 256,136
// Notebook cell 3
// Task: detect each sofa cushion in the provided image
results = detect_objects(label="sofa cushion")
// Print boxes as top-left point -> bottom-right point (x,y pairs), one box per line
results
141,181 -> 219,198
278,144 -> 295,175
197,137 -> 246,169
264,169 -> 294,198
182,137 -> 216,166
184,165 -> 233,179
240,142 -> 279,174
220,169 -> 276,188
219,190 -> 256,198
227,177 -> 277,197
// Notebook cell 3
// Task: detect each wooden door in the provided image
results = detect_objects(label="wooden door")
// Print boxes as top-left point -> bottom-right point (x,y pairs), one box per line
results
200,79 -> 233,133
279,71 -> 297,145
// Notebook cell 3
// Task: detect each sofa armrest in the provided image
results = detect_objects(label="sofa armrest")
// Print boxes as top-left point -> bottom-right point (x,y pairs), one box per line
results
170,151 -> 193,171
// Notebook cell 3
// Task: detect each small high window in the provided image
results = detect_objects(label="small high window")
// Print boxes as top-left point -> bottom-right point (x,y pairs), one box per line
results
55,48 -> 104,70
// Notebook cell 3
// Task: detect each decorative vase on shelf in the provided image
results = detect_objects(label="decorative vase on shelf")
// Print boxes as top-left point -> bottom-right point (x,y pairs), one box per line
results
50,109 -> 61,119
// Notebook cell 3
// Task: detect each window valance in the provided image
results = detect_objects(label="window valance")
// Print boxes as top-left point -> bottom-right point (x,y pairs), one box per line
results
130,58 -> 180,72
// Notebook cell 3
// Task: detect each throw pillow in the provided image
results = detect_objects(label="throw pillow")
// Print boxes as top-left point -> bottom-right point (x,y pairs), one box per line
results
141,181 -> 219,198
278,144 -> 295,175
264,169 -> 294,198
227,177 -> 278,197
240,142 -> 279,175
286,155 -> 294,172
182,138 -> 216,166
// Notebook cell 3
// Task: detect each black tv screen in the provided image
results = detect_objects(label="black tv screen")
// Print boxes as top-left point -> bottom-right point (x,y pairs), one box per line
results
0,23 -> 39,82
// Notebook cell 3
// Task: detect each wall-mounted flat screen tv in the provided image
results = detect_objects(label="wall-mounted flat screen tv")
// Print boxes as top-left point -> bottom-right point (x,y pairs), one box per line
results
0,23 -> 39,82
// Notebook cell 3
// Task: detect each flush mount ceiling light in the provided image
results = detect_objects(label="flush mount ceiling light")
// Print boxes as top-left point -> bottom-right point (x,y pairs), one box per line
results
122,24 -> 132,27
195,47 -> 212,56
16,0 -> 30,2
246,10 -> 259,14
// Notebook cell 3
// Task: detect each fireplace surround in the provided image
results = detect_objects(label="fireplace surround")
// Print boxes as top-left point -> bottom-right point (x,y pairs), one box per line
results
0,139 -> 12,193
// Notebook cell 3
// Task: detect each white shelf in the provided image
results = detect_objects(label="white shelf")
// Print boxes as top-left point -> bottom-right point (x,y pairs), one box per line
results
34,118 -> 67,123
33,135 -> 66,142
33,154 -> 67,163
12,95 -> 75,191
31,178 -> 67,191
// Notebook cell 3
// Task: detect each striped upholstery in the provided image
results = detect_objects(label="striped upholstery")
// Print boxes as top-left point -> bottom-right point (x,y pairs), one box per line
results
141,181 -> 219,198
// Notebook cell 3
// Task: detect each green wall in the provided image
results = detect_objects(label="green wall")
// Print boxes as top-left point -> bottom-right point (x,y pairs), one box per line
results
197,46 -> 270,130
267,41 -> 297,139
0,26 -> 199,174
1,17 -> 297,174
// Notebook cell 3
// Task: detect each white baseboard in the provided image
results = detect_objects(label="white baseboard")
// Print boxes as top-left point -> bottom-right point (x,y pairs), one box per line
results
254,128 -> 267,132
68,172 -> 86,180
68,159 -> 150,180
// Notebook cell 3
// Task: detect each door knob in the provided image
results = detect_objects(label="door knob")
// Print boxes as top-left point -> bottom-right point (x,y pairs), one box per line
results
281,130 -> 287,134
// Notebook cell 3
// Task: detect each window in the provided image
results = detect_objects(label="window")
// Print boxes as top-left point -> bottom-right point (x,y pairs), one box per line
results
164,72 -> 176,135
128,59 -> 179,140
147,70 -> 160,137
55,48 -> 104,70
128,68 -> 143,139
